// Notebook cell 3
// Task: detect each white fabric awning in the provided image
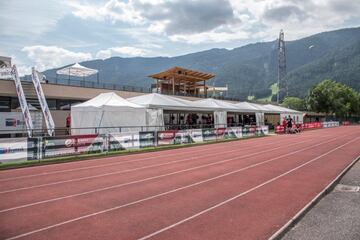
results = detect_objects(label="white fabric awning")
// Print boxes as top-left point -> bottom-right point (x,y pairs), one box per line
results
56,63 -> 98,77
71,92 -> 146,134
263,104 -> 302,114
194,98 -> 239,112
73,92 -> 144,109
234,102 -> 264,112
128,93 -> 192,111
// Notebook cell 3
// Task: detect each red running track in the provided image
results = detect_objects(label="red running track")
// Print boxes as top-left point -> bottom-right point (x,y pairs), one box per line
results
0,126 -> 359,240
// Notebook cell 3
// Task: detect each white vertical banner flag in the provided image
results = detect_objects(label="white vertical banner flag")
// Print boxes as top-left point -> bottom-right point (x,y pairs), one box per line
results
11,65 -> 34,137
31,67 -> 55,136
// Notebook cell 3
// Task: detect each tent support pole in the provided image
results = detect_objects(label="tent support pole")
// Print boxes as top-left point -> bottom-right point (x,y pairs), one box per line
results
204,80 -> 207,98
157,79 -> 159,93
172,77 -> 175,95
98,110 -> 105,133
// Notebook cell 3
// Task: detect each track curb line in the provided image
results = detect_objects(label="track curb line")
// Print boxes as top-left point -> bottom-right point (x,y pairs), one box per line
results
269,154 -> 360,240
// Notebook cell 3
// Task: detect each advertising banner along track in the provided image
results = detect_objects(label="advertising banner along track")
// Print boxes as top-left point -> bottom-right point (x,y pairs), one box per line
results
43,134 -> 104,158
109,132 -> 140,150
0,138 -> 28,163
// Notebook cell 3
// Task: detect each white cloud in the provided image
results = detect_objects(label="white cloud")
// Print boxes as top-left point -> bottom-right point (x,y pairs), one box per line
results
22,45 -> 92,71
170,30 -> 250,44
66,0 -> 360,46
68,0 -> 144,25
0,0 -> 67,37
228,0 -> 360,41
96,46 -> 151,59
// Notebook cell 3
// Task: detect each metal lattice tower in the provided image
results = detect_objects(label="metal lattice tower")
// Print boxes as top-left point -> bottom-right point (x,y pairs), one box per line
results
277,29 -> 287,103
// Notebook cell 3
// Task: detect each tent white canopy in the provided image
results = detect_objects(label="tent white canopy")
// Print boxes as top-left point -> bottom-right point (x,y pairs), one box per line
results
56,63 -> 98,77
264,104 -> 301,114
264,104 -> 303,123
234,102 -> 264,112
128,93 -> 202,111
128,93 -> 214,129
71,92 -> 146,134
232,102 -> 266,126
194,98 -> 239,111
194,98 -> 240,127
162,95 -> 215,111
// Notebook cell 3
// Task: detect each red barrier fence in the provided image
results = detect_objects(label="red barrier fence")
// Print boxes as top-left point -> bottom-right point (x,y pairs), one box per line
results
275,125 -> 285,134
342,121 -> 350,126
275,121 -> 340,134
303,122 -> 322,129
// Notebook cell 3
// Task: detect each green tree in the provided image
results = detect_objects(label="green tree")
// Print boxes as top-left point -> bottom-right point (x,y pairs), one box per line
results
281,97 -> 305,111
306,79 -> 360,117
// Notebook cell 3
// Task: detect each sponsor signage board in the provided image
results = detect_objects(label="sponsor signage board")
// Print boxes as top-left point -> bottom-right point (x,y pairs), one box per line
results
188,129 -> 203,143
109,132 -> 140,150
0,112 -> 42,134
202,128 -> 217,141
43,134 -> 103,157
157,130 -> 177,145
256,126 -> 269,136
0,138 -> 28,163
139,131 -> 155,148
174,130 -> 191,144
225,127 -> 242,139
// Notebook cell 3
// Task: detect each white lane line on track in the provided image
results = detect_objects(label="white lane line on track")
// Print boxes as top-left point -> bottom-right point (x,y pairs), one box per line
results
0,136 -> 337,213
4,136 -> 356,240
0,135 -> 288,182
0,137 -> 318,194
137,136 -> 360,240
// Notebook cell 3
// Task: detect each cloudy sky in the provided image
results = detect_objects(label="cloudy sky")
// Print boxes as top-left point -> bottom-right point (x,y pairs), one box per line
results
1,0 -> 359,75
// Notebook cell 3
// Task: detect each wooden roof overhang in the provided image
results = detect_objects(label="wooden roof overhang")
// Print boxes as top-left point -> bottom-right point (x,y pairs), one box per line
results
149,67 -> 215,83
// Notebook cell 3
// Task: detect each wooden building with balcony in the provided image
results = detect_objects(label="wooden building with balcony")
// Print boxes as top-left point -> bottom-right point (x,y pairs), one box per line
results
149,67 -> 214,97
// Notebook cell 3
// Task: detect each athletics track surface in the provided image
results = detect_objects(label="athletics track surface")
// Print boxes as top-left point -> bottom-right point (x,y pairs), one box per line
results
0,126 -> 359,240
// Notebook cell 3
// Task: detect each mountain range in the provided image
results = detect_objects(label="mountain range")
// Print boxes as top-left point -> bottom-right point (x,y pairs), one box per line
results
43,27 -> 360,101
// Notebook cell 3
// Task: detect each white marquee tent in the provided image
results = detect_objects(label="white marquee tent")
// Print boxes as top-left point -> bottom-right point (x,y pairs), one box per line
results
233,102 -> 265,125
264,104 -> 304,123
193,99 -> 240,127
71,92 -> 303,133
194,98 -> 239,111
128,93 -> 205,129
71,92 -> 146,134
56,63 -> 98,77
128,93 -> 190,111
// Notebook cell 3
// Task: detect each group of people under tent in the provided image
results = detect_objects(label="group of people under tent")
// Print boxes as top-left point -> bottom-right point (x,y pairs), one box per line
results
227,114 -> 256,127
164,112 -> 215,130
164,112 -> 258,130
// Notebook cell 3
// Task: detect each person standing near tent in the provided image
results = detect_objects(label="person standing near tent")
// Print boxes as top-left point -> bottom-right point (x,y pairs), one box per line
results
287,115 -> 293,131
282,117 -> 288,134
66,113 -> 71,135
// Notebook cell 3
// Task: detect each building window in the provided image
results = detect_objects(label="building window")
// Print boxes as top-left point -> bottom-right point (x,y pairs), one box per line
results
56,100 -> 71,110
0,97 -> 11,112
47,99 -> 57,110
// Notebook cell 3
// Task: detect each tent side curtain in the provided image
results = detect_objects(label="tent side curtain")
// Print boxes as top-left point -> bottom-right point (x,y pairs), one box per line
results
280,113 -> 304,124
71,107 -> 147,135
145,109 -> 165,131
214,111 -> 227,128
255,112 -> 265,126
